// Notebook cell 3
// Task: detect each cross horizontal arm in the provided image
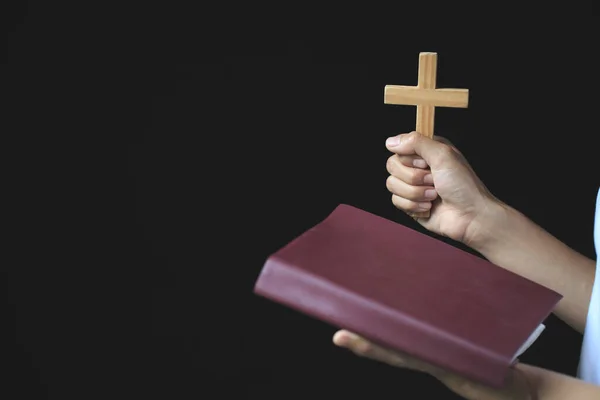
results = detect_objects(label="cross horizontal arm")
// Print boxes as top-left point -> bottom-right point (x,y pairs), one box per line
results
384,85 -> 469,108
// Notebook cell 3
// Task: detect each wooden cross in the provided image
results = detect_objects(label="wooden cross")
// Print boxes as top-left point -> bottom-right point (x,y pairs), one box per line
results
384,52 -> 469,218
384,52 -> 469,138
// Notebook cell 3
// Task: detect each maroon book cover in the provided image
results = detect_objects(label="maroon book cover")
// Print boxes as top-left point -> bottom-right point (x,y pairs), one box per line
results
253,204 -> 562,388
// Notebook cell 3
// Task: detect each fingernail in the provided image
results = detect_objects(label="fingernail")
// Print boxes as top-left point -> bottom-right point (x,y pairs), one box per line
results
423,174 -> 433,184
417,202 -> 431,210
424,189 -> 437,199
332,331 -> 346,346
413,159 -> 427,168
386,136 -> 400,147
334,331 -> 357,346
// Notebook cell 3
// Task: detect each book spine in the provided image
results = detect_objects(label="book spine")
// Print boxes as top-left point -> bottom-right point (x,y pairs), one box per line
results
254,257 -> 512,388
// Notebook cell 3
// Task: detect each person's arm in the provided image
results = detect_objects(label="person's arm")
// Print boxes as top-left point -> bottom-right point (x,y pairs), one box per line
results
516,363 -> 600,399
468,200 -> 596,334
438,362 -> 600,399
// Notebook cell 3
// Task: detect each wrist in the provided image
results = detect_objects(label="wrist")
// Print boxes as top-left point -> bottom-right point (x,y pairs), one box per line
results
463,196 -> 521,257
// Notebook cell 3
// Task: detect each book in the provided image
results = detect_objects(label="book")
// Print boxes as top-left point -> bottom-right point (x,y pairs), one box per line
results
253,204 -> 562,388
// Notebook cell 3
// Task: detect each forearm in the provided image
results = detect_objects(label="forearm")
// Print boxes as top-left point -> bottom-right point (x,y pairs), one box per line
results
516,363 -> 600,399
469,201 -> 595,333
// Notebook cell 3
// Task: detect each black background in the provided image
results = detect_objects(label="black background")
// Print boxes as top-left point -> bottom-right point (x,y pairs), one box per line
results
2,6 -> 599,399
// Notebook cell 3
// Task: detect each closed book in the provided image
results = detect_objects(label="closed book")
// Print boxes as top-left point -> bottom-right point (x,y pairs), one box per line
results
253,204 -> 562,387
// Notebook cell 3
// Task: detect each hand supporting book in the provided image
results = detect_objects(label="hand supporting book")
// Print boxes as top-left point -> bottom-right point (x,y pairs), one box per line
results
332,330 -> 534,400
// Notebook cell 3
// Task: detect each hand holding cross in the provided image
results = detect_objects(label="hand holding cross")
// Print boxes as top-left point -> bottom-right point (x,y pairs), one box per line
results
384,52 -> 469,218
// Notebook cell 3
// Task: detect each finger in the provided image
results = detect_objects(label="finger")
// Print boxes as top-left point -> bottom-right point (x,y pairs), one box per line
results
333,331 -> 442,374
386,176 -> 437,202
386,155 -> 432,185
332,330 -> 406,367
333,330 -> 498,400
394,154 -> 429,169
391,193 -> 433,213
435,373 -> 496,400
386,132 -> 457,170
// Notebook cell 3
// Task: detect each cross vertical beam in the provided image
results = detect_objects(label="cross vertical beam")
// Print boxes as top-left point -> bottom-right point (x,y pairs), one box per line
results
415,52 -> 437,138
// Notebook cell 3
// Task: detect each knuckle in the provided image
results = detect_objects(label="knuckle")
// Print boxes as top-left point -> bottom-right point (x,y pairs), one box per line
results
455,380 -> 478,398
386,175 -> 395,192
434,135 -> 451,146
355,340 -> 372,355
406,200 -> 421,211
392,194 -> 422,212
407,169 -> 422,185
405,132 -> 419,145
439,143 -> 455,158
386,155 -> 396,173
388,354 -> 406,367
408,185 -> 422,200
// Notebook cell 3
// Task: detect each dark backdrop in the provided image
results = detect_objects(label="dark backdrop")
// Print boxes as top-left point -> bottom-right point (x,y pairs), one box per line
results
3,8 -> 599,399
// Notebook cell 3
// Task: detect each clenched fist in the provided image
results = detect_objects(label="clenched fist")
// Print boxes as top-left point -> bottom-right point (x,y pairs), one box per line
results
385,131 -> 504,249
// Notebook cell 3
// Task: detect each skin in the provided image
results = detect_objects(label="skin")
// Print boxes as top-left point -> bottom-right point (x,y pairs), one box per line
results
333,330 -> 600,399
384,132 -> 594,333
332,132 -> 599,399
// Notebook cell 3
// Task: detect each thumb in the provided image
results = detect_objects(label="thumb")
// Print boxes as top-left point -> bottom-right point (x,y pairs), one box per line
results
386,131 -> 456,170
